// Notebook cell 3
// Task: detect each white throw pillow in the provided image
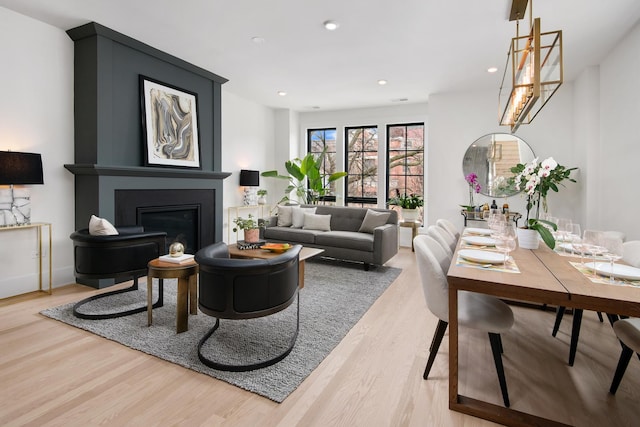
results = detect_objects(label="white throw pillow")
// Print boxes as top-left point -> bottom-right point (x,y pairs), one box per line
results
303,213 -> 331,231
277,205 -> 296,227
358,209 -> 391,234
88,214 -> 119,236
291,207 -> 316,228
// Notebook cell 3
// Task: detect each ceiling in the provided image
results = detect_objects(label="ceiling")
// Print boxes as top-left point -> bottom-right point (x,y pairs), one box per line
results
2,0 -> 640,112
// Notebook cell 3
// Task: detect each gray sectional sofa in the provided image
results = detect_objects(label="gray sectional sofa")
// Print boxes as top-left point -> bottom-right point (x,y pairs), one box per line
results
263,204 -> 398,270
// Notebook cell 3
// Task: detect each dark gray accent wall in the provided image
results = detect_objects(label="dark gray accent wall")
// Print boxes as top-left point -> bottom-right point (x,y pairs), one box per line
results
64,22 -> 230,241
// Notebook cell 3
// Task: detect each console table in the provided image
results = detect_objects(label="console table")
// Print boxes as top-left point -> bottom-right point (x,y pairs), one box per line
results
0,222 -> 52,295
460,210 -> 521,227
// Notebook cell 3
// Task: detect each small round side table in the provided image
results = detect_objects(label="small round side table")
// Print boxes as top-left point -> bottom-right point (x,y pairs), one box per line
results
399,220 -> 421,252
147,258 -> 199,333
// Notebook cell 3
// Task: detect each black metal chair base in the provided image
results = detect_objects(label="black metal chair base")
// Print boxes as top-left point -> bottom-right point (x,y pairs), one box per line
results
197,296 -> 300,372
73,278 -> 164,320
423,319 -> 510,407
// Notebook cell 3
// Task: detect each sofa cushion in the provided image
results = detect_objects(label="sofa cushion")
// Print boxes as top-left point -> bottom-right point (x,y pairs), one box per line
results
315,230 -> 374,252
276,205 -> 295,227
303,213 -> 331,231
358,209 -> 391,234
292,207 -> 316,228
263,226 -> 321,244
313,206 -> 363,232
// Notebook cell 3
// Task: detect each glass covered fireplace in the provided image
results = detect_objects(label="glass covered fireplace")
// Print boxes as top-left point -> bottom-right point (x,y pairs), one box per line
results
115,189 -> 215,254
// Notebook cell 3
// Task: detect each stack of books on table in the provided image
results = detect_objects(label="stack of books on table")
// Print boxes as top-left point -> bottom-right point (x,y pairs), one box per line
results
158,254 -> 195,264
236,240 -> 266,250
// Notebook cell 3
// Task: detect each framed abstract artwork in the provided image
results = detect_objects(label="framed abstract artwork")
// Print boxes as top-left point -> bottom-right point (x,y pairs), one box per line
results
140,76 -> 201,168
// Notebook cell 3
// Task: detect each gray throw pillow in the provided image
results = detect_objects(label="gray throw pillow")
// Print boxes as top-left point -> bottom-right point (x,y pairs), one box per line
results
302,213 -> 331,231
358,209 -> 391,234
291,207 -> 316,228
277,205 -> 295,227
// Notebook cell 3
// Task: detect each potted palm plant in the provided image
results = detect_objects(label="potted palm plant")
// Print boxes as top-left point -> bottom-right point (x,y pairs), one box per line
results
261,146 -> 347,205
232,214 -> 260,243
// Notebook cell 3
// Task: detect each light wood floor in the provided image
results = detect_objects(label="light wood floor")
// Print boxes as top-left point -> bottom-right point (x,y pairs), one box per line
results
1,248 -> 639,426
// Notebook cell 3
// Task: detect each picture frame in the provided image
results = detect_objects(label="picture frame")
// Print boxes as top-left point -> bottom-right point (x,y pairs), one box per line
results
140,76 -> 201,169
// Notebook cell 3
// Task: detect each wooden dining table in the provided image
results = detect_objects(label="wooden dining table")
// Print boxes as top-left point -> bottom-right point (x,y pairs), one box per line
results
447,241 -> 640,426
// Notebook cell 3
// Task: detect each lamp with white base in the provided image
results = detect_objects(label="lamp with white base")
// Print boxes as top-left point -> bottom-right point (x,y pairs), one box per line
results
239,169 -> 259,206
0,151 -> 44,226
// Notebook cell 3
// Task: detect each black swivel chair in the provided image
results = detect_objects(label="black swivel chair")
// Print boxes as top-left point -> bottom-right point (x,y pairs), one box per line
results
70,226 -> 166,319
195,242 -> 302,372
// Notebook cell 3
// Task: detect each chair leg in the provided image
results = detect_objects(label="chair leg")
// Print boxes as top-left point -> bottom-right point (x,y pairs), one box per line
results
424,320 -> 448,380
597,311 -> 604,322
610,344 -> 634,394
551,306 -> 566,337
198,293 -> 300,372
488,333 -> 510,407
73,277 -> 164,320
568,309 -> 583,366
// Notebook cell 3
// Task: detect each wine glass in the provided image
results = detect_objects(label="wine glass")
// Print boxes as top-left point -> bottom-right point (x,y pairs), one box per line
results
557,218 -> 572,243
582,230 -> 604,273
601,236 -> 624,283
488,213 -> 505,233
495,234 -> 517,265
569,223 -> 581,255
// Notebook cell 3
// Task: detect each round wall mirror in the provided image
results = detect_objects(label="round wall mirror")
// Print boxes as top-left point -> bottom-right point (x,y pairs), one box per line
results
462,133 -> 535,198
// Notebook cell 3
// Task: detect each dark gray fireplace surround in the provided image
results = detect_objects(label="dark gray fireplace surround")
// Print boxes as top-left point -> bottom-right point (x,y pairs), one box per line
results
64,22 -> 231,287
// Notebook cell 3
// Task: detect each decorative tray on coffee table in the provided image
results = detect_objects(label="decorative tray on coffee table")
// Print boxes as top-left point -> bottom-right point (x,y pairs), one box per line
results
260,243 -> 292,253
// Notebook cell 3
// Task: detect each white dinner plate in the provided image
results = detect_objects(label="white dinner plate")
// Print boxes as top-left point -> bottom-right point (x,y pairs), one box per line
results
464,227 -> 493,236
587,262 -> 640,281
462,236 -> 497,246
459,249 -> 506,264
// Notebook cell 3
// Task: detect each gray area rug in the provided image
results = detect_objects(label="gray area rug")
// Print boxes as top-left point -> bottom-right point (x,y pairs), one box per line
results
41,259 -> 401,403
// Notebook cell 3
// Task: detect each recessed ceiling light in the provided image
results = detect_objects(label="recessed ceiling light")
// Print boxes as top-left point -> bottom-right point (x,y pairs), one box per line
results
251,36 -> 265,44
487,67 -> 498,73
377,79 -> 388,85
391,98 -> 409,102
312,106 -> 321,110
277,91 -> 287,96
323,20 -> 339,31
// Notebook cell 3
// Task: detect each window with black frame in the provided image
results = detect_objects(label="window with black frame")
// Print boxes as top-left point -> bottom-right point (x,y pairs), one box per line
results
345,126 -> 378,208
387,123 -> 425,221
307,128 -> 338,203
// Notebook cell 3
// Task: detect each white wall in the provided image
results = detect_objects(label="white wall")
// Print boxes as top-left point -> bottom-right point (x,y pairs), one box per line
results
221,91 -> 277,242
427,85 -> 578,233
597,20 -> 640,240
0,7 -> 75,298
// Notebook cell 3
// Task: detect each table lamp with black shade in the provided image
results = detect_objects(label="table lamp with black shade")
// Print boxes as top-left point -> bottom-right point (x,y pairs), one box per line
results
0,151 -> 44,226
239,169 -> 259,206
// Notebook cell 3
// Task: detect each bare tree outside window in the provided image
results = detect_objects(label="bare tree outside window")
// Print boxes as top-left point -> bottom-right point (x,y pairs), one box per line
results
345,126 -> 378,207
308,128 -> 338,202
387,123 -> 425,222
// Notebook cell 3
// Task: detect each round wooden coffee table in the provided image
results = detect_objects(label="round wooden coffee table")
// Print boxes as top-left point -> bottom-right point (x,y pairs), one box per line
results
147,258 -> 198,333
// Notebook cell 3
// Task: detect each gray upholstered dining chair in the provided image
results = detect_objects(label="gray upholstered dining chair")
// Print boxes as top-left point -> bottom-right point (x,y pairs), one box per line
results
427,225 -> 456,256
414,234 -> 514,407
610,318 -> 640,394
436,218 -> 460,241
622,240 -> 640,267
